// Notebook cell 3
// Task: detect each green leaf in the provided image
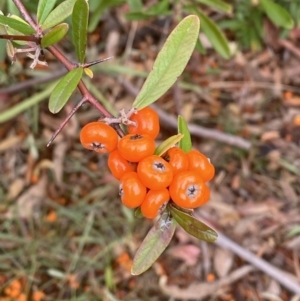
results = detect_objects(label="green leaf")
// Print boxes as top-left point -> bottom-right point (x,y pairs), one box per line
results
0,81 -> 58,124
41,23 -> 69,48
195,0 -> 232,13
0,15 -> 35,34
154,134 -> 184,156
193,8 -> 231,59
134,207 -> 143,218
168,203 -> 217,243
88,0 -> 124,32
125,0 -> 171,20
72,0 -> 89,63
260,0 -> 294,29
132,15 -> 200,110
131,213 -> 176,275
178,116 -> 192,153
126,0 -> 143,11
37,0 -> 57,25
49,67 -> 83,113
41,0 -> 77,30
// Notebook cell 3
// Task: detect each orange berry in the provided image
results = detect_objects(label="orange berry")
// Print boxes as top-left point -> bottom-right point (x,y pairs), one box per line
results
187,149 -> 215,182
108,150 -> 136,180
128,107 -> 160,139
141,188 -> 170,219
80,122 -> 118,153
137,155 -> 173,190
162,147 -> 189,175
119,172 -> 147,208
118,134 -> 155,162
169,170 -> 210,209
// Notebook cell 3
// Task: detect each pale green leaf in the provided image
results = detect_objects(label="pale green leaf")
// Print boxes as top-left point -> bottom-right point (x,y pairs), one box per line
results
42,0 -> 77,30
0,15 -> 35,34
37,0 -> 57,24
260,0 -> 294,29
41,23 -> 69,48
72,0 -> 89,63
131,215 -> 176,275
195,0 -> 232,13
154,134 -> 184,156
178,116 -> 192,152
49,68 -> 83,113
193,8 -> 231,59
132,15 -> 200,110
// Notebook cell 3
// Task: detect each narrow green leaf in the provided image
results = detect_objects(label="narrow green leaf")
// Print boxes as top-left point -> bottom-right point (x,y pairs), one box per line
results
88,0 -> 124,32
131,214 -> 176,275
41,23 -> 69,48
154,134 -> 184,156
134,207 -> 143,218
72,0 -> 89,63
168,203 -> 218,243
193,8 -> 231,59
126,0 -> 143,11
195,38 -> 206,55
178,116 -> 192,153
260,0 -> 294,29
132,15 -> 200,110
49,68 -> 83,113
0,82 -> 58,124
0,15 -> 35,34
147,0 -> 169,15
195,0 -> 232,13
42,0 -> 77,30
37,0 -> 57,24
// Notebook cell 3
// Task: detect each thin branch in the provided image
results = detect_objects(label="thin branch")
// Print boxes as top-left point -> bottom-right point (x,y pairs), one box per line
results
12,0 -> 40,33
47,97 -> 87,147
197,211 -> 300,296
0,69 -> 66,95
0,34 -> 39,42
279,39 -> 300,60
81,57 -> 114,68
122,79 -> 252,150
208,81 -> 300,94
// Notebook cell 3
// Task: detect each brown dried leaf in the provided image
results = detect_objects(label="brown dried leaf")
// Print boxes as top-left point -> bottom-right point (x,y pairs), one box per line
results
0,135 -> 23,152
213,248 -> 234,278
6,174 -> 47,219
7,178 -> 25,199
160,265 -> 255,299
168,244 -> 201,266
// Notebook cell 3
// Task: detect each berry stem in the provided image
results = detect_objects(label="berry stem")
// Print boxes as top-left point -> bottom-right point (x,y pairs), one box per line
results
47,97 -> 87,147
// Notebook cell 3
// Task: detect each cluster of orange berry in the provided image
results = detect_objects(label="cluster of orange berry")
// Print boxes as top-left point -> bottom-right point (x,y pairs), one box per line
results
80,107 -> 215,219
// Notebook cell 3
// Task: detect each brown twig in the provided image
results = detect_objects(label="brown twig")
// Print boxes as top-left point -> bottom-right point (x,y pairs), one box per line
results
279,39 -> 300,60
47,97 -> 87,147
81,57 -> 114,68
122,79 -> 252,150
197,211 -> 300,296
208,81 -> 300,94
0,34 -> 40,42
13,0 -> 40,33
0,69 -> 66,95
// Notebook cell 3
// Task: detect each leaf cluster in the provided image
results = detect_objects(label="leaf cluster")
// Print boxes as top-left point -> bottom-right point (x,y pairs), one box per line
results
219,0 -> 295,51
